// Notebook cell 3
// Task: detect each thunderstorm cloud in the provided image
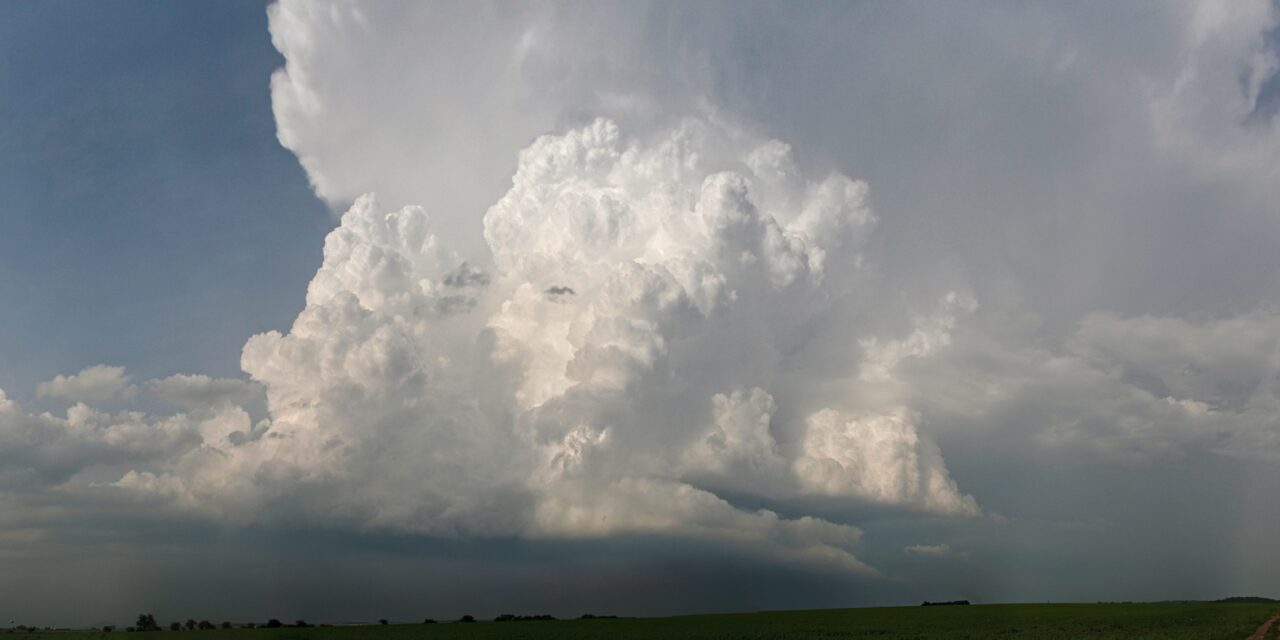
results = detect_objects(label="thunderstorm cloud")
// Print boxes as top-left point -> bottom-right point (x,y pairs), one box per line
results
4,0 -> 1280,623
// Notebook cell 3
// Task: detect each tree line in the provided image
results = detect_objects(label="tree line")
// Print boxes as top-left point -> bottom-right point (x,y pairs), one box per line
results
123,615 -> 304,632
39,611 -> 622,633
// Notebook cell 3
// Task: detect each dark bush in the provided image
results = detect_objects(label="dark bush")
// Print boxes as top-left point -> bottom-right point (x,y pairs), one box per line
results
126,628 -> 136,633
378,619 -> 388,626
103,626 -> 115,633
457,615 -> 475,623
293,621 -> 309,628
219,623 -> 231,630
198,621 -> 214,631
135,614 -> 160,633
184,620 -> 197,631
264,619 -> 282,629
421,619 -> 436,625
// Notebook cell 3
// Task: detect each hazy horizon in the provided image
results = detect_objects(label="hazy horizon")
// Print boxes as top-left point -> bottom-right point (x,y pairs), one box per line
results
3,0 -> 1280,627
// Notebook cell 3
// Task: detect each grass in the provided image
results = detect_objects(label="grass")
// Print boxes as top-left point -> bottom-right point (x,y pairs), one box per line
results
10,603 -> 1279,640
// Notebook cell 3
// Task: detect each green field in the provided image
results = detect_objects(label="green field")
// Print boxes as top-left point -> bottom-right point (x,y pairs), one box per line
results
11,603 -> 1279,640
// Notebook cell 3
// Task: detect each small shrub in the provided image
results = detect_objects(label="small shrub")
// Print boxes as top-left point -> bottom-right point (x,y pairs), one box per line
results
293,621 -> 309,628
377,619 -> 388,626
457,615 -> 475,623
264,619 -> 282,629
421,619 -> 436,625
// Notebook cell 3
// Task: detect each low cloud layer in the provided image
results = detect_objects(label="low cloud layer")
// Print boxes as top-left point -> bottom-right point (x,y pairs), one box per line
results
909,309 -> 1280,463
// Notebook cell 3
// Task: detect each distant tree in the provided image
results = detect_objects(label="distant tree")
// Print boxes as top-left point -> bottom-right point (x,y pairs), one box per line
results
197,621 -> 214,631
421,619 -> 436,625
169,623 -> 181,632
293,621 -> 309,628
457,616 -> 475,624
185,620 -> 197,631
126,628 -> 136,633
135,614 -> 160,633
241,623 -> 255,630
219,623 -> 231,630
264,619 -> 283,629
103,626 -> 115,633
378,619 -> 388,626
494,614 -> 514,623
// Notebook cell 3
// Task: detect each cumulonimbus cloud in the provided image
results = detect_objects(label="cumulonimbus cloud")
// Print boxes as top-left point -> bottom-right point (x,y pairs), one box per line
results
0,117 -> 986,572
227,117 -> 977,565
5,0 -> 1280,588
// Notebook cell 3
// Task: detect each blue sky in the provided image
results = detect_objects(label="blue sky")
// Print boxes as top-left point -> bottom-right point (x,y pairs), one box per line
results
0,0 -> 327,395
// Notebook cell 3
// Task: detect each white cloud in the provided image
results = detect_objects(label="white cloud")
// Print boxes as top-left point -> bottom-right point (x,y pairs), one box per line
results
36,365 -> 134,403
0,387 -> 206,490
16,118 -> 971,571
146,374 -> 263,409
860,294 -> 977,383
27,100 -> 1279,568
796,408 -> 979,516
904,543 -> 956,558
681,388 -> 789,491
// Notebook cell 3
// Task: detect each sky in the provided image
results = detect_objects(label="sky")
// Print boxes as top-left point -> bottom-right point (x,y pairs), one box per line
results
3,0 -> 1280,627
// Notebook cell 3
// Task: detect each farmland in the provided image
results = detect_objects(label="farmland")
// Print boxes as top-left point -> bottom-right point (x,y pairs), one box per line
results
9,602 -> 1279,640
